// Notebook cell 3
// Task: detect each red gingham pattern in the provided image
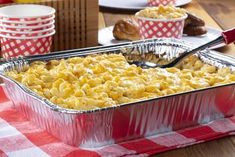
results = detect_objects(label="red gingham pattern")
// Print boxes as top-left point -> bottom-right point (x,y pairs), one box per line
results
1,85 -> 235,157
1,19 -> 54,27
0,15 -> 53,22
147,0 -> 176,6
137,18 -> 185,39
0,36 -> 52,59
0,29 -> 54,38
0,24 -> 53,32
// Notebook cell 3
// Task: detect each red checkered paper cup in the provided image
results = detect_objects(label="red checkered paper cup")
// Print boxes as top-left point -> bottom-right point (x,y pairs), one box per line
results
0,24 -> 54,32
0,14 -> 54,22
0,18 -> 54,27
136,15 -> 187,39
0,5 -> 55,19
0,4 -> 56,59
0,32 -> 54,59
147,0 -> 176,6
0,15 -> 55,25
0,26 -> 55,38
0,21 -> 54,32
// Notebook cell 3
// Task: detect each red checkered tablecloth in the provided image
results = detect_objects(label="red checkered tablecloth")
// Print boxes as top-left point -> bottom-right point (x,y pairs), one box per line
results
1,86 -> 235,157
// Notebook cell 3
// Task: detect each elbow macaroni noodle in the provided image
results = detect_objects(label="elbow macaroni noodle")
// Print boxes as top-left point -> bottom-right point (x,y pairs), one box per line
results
6,54 -> 235,111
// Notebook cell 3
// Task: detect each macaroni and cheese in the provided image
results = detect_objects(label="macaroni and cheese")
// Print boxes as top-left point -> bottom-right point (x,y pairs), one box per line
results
6,54 -> 235,111
136,5 -> 186,19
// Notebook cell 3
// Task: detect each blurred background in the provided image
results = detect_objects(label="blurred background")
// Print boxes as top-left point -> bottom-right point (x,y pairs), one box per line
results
197,0 -> 235,30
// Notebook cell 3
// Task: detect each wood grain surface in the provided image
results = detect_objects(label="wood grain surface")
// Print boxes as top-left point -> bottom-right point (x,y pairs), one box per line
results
98,0 -> 235,156
198,0 -> 235,30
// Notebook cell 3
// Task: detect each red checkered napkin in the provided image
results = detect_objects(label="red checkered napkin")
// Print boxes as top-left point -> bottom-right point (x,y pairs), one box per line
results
1,85 -> 235,157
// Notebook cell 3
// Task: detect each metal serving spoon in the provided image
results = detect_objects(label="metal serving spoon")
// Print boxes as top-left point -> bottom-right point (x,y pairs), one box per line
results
129,28 -> 235,68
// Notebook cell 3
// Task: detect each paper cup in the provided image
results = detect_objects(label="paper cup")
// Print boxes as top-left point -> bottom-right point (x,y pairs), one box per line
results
0,5 -> 55,18
0,14 -> 54,22
1,35 -> 53,59
0,19 -> 54,28
0,19 -> 54,29
0,30 -> 55,39
1,31 -> 55,38
0,25 -> 55,34
0,15 -> 55,24
0,27 -> 55,38
0,23 -> 54,32
147,0 -> 176,6
136,15 -> 187,39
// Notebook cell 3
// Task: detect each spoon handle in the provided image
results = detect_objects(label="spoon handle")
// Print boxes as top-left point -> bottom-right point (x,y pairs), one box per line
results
222,27 -> 235,44
166,27 -> 235,68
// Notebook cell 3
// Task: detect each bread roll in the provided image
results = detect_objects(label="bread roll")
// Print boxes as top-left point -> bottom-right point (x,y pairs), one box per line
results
113,19 -> 141,41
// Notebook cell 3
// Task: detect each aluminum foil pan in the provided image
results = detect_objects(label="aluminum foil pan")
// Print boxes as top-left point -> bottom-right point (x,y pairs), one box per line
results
1,38 -> 235,148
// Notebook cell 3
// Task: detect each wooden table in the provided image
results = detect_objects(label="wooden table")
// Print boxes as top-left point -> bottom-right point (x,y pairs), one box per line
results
198,0 -> 235,30
99,0 -> 235,156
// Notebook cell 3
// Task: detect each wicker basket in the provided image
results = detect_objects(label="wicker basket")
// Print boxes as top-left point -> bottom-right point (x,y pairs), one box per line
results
0,0 -> 99,52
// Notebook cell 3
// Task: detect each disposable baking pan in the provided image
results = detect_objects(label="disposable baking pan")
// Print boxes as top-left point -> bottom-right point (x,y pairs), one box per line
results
1,38 -> 235,148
